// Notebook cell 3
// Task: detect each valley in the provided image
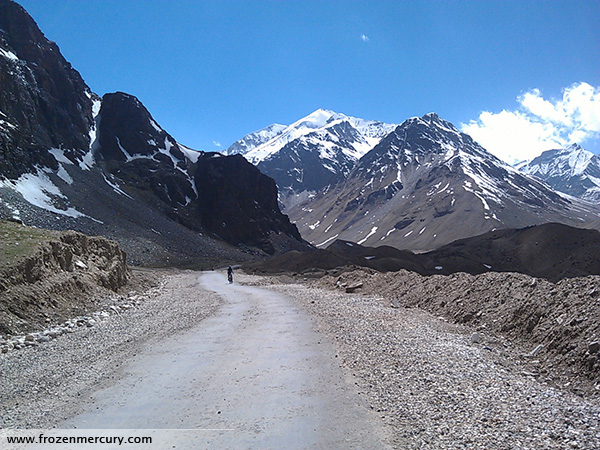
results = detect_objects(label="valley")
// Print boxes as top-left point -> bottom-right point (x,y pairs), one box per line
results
1,1 -> 600,449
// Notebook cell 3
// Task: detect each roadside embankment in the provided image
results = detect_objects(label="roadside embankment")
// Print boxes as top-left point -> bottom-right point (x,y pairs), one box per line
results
313,268 -> 600,396
1,221 -> 130,336
242,274 -> 600,449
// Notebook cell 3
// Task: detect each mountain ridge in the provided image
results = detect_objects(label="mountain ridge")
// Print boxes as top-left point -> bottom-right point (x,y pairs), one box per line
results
286,113 -> 599,250
225,108 -> 396,208
0,0 -> 305,263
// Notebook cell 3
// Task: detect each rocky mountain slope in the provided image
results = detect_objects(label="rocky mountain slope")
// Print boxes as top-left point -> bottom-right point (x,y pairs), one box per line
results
245,222 -> 600,282
0,0 -> 304,263
226,109 -> 396,208
286,113 -> 599,250
516,144 -> 600,203
0,0 -> 96,179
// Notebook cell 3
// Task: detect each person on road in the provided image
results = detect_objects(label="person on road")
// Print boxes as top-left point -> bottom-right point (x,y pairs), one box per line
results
227,265 -> 233,284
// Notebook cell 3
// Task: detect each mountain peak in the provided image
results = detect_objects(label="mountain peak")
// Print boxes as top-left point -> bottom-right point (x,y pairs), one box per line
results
290,108 -> 339,130
237,109 -> 396,165
517,144 -> 600,202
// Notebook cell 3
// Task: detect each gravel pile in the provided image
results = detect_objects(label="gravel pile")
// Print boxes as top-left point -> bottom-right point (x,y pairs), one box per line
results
0,269 -> 221,429
246,276 -> 600,449
315,269 -> 600,395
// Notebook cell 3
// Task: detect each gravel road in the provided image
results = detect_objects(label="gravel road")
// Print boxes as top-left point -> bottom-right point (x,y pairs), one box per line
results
1,270 -> 390,449
1,270 -> 599,449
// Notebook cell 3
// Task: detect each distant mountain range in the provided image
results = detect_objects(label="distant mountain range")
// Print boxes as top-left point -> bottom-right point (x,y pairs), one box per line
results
229,112 -> 599,251
225,109 -> 396,208
0,0 -> 305,264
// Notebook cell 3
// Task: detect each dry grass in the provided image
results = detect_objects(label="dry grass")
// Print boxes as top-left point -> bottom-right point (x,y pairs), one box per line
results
0,221 -> 60,270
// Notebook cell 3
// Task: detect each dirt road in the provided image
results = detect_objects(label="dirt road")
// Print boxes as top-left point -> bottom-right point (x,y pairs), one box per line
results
62,271 -> 391,448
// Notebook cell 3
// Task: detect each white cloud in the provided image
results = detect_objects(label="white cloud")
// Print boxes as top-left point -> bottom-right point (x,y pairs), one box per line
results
461,82 -> 600,164
212,140 -> 222,148
360,34 -> 370,42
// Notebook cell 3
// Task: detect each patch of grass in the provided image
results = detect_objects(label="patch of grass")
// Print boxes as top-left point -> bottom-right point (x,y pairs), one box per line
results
0,221 -> 60,270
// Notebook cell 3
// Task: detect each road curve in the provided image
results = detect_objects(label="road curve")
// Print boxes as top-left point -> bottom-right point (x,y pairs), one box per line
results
62,271 -> 391,449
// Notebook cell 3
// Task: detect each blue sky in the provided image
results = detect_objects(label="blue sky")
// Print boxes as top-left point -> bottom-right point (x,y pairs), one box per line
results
17,0 -> 600,161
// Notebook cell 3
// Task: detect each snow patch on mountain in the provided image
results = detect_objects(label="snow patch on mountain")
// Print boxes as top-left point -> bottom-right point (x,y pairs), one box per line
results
224,123 -> 287,156
0,48 -> 18,61
0,170 -> 94,220
178,144 -> 203,163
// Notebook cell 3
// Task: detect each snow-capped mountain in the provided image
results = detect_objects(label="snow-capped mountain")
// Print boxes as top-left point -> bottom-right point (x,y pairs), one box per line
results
241,109 -> 396,164
223,123 -> 287,156
287,113 -> 600,250
226,109 -> 396,208
516,144 -> 600,203
0,0 -> 304,262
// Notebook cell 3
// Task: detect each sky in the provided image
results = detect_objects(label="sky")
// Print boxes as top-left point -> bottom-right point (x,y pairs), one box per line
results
17,0 -> 600,164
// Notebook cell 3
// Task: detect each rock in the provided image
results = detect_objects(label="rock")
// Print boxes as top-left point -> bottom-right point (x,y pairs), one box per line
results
391,297 -> 401,309
47,329 -> 62,338
462,312 -> 475,322
86,319 -> 96,327
24,334 -> 35,342
346,282 -> 363,293
470,332 -> 483,344
528,344 -> 544,357
588,341 -> 600,354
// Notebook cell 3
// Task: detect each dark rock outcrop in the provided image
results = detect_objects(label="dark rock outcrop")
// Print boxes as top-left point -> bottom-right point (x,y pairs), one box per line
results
93,92 -> 303,253
194,153 -> 302,253
95,92 -> 197,210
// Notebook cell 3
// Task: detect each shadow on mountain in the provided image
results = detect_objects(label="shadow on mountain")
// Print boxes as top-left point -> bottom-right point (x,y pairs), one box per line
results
244,223 -> 600,282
